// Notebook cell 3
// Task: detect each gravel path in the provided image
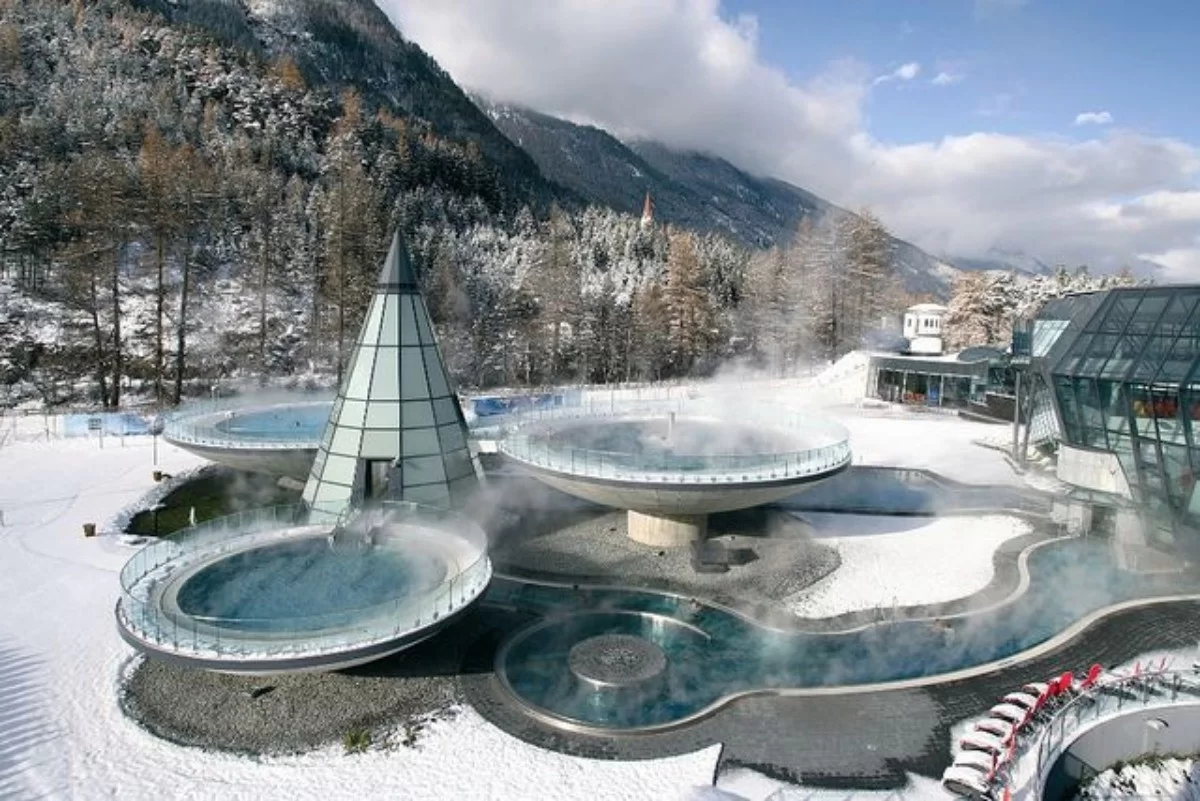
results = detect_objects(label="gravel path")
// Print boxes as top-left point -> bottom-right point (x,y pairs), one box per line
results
485,475 -> 840,608
117,608 -> 522,755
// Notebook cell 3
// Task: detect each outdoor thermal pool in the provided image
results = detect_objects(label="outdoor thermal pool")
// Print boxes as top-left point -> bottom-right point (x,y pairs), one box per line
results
493,537 -> 1196,731
210,403 -> 332,444
118,503 -> 492,671
170,535 -> 447,633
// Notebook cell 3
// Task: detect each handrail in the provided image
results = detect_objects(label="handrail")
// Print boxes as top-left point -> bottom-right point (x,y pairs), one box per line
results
162,399 -> 333,450
497,397 -> 851,483
1033,666 -> 1200,790
116,502 -> 491,661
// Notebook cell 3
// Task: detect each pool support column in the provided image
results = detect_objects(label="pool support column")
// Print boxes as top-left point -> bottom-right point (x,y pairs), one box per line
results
627,510 -> 707,547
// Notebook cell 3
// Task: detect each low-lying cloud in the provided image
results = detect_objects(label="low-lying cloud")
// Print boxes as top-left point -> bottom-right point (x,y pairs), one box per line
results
383,0 -> 1200,280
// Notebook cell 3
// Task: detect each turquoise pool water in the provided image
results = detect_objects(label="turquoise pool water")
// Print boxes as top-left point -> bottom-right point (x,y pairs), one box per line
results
528,419 -> 809,473
211,404 -> 331,443
175,536 -> 446,632
778,466 -> 1048,515
494,539 -> 1190,729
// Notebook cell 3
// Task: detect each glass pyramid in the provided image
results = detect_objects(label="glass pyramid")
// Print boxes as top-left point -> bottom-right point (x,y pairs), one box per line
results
302,230 -> 479,514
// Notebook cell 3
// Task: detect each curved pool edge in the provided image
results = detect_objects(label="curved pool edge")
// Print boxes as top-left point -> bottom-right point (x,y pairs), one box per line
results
492,530 -> 1059,639
115,587 -> 492,675
488,537 -> 1200,736
493,591 -> 1200,737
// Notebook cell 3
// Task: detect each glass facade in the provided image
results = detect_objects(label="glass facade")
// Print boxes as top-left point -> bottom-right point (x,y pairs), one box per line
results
302,232 -> 479,514
1028,287 -> 1200,549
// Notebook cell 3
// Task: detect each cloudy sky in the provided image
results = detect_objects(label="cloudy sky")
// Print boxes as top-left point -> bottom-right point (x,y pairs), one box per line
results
379,0 -> 1200,279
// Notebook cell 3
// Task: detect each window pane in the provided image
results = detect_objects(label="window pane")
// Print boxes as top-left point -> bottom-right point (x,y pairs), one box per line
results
402,427 -> 440,456
399,296 -> 420,346
370,347 -> 401,400
400,347 -> 429,400
402,400 -> 436,429
364,401 -> 401,430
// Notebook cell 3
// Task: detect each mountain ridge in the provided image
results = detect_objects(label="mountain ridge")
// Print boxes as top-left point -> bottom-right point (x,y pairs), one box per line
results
478,98 -> 961,297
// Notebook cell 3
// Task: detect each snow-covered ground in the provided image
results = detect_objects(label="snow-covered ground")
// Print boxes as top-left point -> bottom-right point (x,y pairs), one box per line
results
1079,757 -> 1200,800
786,514 -> 1032,618
834,411 -> 1023,487
0,437 -> 721,801
713,767 -> 945,800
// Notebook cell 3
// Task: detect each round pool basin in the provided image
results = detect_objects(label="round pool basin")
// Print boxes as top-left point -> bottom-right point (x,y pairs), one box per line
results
117,503 -> 492,673
171,536 -> 447,633
209,404 -> 332,443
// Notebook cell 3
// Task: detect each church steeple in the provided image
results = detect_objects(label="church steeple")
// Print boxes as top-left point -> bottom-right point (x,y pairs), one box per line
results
640,190 -> 654,229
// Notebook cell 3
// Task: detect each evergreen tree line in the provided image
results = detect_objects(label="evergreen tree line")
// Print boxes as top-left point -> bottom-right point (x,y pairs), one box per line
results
0,1 -> 911,409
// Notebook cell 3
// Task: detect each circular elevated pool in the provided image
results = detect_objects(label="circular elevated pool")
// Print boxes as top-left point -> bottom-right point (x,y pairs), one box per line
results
210,403 -> 332,443
117,503 -> 492,673
531,418 -> 811,473
172,536 -> 447,632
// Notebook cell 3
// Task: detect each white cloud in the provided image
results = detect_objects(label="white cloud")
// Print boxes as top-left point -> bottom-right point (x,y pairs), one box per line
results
383,0 -> 1200,280
874,61 -> 921,85
1074,110 -> 1114,126
931,71 -> 962,86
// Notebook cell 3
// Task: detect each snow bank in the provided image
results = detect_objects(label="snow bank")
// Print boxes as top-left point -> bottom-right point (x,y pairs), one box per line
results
1080,757 -> 1200,800
804,350 -> 873,406
787,514 -> 1031,618
714,766 -> 949,800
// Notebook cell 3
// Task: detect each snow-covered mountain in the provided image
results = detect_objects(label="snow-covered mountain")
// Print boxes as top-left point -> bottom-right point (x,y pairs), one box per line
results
479,100 -> 962,297
949,247 -> 1165,282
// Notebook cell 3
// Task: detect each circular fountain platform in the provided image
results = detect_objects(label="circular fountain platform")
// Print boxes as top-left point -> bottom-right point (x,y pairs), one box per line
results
568,634 -> 668,690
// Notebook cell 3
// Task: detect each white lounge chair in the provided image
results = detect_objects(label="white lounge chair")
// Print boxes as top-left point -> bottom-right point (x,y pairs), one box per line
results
960,730 -> 1007,755
941,765 -> 991,799
973,718 -> 1015,741
1002,691 -> 1039,711
953,749 -> 996,775
989,703 -> 1028,726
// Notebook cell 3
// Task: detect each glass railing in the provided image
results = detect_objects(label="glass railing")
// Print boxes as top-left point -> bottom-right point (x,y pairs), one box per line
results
497,398 -> 852,483
162,398 -> 334,450
1032,666 -> 1200,788
116,502 -> 492,662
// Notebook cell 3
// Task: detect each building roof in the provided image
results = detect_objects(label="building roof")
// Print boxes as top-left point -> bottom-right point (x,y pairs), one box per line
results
907,303 -> 949,313
1040,285 -> 1200,388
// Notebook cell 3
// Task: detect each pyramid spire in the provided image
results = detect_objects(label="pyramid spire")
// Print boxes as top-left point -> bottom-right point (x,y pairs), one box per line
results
303,228 -> 479,515
378,228 -> 419,290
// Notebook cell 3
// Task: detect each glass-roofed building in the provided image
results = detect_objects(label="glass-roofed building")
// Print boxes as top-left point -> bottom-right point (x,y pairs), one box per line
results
302,230 -> 479,514
1017,285 -> 1200,561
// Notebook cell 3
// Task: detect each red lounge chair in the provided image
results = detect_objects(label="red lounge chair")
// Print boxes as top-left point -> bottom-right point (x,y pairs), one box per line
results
1079,663 -> 1103,691
1058,670 -> 1075,694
